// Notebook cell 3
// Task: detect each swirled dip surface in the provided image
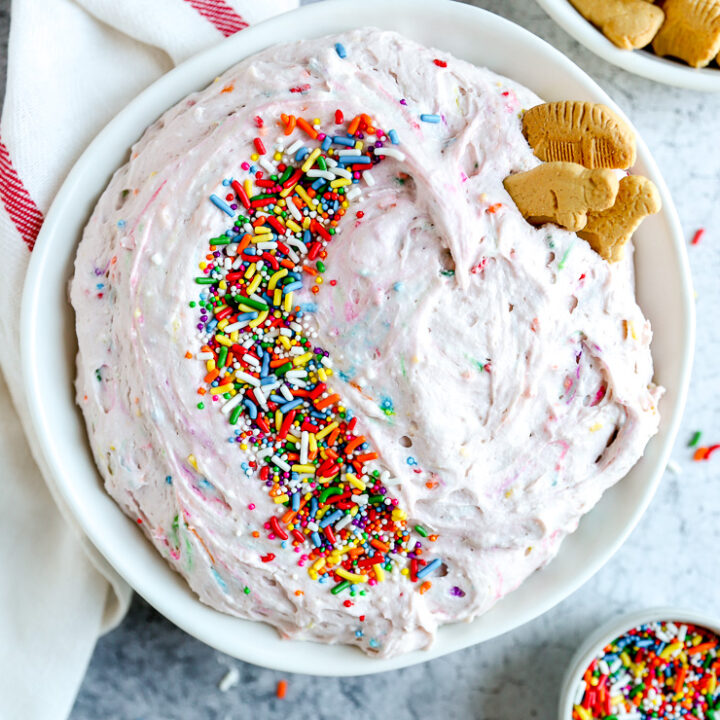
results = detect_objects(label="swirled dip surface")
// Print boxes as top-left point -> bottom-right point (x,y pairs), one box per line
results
72,29 -> 661,657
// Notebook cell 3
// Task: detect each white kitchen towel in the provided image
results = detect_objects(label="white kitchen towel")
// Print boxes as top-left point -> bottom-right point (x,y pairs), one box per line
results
0,1 -> 298,718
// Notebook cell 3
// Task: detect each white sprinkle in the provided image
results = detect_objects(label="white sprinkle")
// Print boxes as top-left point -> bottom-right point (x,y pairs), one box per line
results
667,459 -> 682,475
346,187 -> 362,200
253,388 -> 268,410
232,255 -> 244,269
337,149 -> 361,156
243,354 -> 260,367
198,351 -> 214,360
259,157 -> 277,174
151,252 -> 163,265
235,371 -> 259,387
286,237 -> 307,253
271,455 -> 290,472
243,222 -> 254,235
373,147 -> 406,161
223,322 -> 242,333
286,197 -> 303,221
287,139 -> 304,153
363,170 -> 376,187
355,494 -> 369,505
300,431 -> 309,464
220,394 -> 243,415
256,242 -> 277,250
218,667 -> 239,692
280,384 -> 293,401
335,514 -> 353,530
331,166 -> 352,180
306,169 -> 335,180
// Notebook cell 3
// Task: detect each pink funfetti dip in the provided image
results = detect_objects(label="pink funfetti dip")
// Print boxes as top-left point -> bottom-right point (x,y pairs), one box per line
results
71,29 -> 661,658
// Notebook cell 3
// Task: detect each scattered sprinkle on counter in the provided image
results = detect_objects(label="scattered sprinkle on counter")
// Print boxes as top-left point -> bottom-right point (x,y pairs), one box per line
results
691,228 -> 705,245
276,679 -> 288,699
191,113 -> 443,597
572,620 -> 720,719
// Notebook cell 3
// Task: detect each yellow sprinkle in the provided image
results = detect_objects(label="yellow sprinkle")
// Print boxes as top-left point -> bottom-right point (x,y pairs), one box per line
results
215,334 -> 232,347
373,565 -> 384,582
275,410 -> 282,432
312,558 -> 326,572
302,216 -> 311,229
250,153 -> 259,161
274,494 -> 290,504
660,642 -> 681,660
279,336 -> 291,350
400,568 -> 409,576
315,505 -> 330,521
230,331 -> 239,343
284,291 -> 293,313
346,473 -> 366,491
273,288 -> 282,306
244,263 -> 256,279
215,384 -> 233,395
330,178 -> 351,188
336,568 -> 368,583
307,569 -> 318,581
293,352 -> 313,366
392,508 -> 407,521
273,152 -> 282,162
244,179 -> 253,197
301,147 -> 321,172
308,433 -> 317,453
218,280 -> 227,291
589,422 -> 603,432
318,368 -> 327,382
255,225 -> 272,234
287,219 -> 302,233
187,454 -> 198,471
205,359 -> 216,372
295,184 -> 317,208
246,274 -> 262,295
198,262 -> 207,270
249,310 -> 268,328
574,706 -> 592,720
217,319 -> 229,330
291,464 -> 316,474
315,421 -> 338,440
621,651 -> 632,667
268,268 -> 288,291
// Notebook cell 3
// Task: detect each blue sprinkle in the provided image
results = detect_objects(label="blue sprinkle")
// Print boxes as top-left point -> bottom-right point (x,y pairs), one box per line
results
338,155 -> 371,165
236,311 -> 258,321
299,302 -> 318,313
261,353 -> 270,377
210,193 -> 235,216
311,178 -> 325,190
283,281 -> 303,293
321,136 -> 332,152
242,398 -> 257,419
211,568 -> 228,593
165,476 -> 173,485
222,179 -> 231,186
393,282 -> 403,291
310,497 -> 318,517
369,639 -> 379,649
311,531 -> 322,548
420,113 -> 441,124
279,398 -> 303,413
295,147 -> 310,162
117,219 -> 126,228
269,394 -> 287,403
320,509 -> 344,528
388,129 -> 399,145
335,42 -> 347,59
292,493 -> 301,511
332,136 -> 355,147
417,558 -> 443,579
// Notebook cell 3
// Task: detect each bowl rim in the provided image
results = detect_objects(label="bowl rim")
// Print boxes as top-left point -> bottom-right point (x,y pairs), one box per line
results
534,0 -> 720,92
558,606 -> 720,719
20,0 -> 695,675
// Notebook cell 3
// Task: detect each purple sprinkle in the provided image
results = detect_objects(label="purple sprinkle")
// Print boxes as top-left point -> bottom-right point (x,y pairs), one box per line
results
399,98 -> 407,105
450,586 -> 466,597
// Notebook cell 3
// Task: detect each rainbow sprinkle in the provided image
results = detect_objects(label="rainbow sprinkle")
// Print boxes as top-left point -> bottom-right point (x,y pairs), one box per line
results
190,112 -> 440,596
573,620 -> 720,719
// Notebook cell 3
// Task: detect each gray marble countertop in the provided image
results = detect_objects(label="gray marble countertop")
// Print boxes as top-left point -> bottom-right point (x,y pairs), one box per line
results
3,1 -> 719,718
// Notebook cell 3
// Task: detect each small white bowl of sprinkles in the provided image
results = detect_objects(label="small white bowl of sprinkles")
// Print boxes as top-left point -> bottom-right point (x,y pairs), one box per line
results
559,608 -> 720,720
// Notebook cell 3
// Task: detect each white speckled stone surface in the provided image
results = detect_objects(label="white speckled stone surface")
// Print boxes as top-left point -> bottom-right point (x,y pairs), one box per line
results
3,1 -> 720,718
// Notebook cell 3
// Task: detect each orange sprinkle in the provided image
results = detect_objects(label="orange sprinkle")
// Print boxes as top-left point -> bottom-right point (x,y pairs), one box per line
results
428,534 -> 438,542
276,680 -> 288,699
221,84 -> 234,93
486,203 -> 503,214
315,393 -> 341,410
185,351 -> 193,359
302,265 -> 318,275
347,115 -> 361,135
694,447 -> 710,461
419,581 -> 432,594
252,531 -> 260,538
204,369 -> 219,383
283,114 -> 296,136
355,452 -> 379,463
296,117 -> 318,139
311,286 -> 320,294
197,388 -> 206,396
294,590 -> 304,596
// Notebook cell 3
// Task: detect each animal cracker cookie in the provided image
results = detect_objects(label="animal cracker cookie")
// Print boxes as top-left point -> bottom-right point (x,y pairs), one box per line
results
579,175 -> 661,262
503,162 -> 619,233
568,0 -> 665,50
522,101 -> 637,170
652,0 -> 720,68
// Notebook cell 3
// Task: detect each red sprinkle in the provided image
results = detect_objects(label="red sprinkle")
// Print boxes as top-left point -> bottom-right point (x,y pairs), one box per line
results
691,228 -> 705,245
253,137 -> 266,155
433,59 -> 447,67
254,115 -> 264,128
261,553 -> 276,563
276,680 -> 287,699
335,109 -> 344,124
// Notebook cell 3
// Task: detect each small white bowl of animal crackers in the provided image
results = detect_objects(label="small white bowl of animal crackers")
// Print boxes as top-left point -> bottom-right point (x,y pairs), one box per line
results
535,0 -> 720,91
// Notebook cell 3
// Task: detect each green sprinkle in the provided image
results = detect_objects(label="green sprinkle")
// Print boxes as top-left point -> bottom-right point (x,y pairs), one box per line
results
243,586 -> 251,595
273,361 -> 293,377
414,525 -> 428,537
689,430 -> 702,447
217,346 -> 228,367
249,192 -> 275,201
331,580 -> 351,595
195,277 -> 215,285
368,495 -> 385,504
316,260 -> 326,273
189,301 -> 196,308
439,269 -> 455,277
237,296 -> 268,312
229,405 -> 242,424
279,167 -> 293,184
558,242 -> 574,270
317,155 -> 327,171
197,402 -> 205,409
211,235 -> 231,245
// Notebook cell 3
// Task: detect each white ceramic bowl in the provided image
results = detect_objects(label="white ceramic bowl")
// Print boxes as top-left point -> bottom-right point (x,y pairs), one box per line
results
558,607 -> 720,719
535,0 -> 720,92
21,0 -> 694,675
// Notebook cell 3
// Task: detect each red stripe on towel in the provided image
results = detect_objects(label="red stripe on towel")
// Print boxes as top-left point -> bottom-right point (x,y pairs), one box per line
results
183,0 -> 249,37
